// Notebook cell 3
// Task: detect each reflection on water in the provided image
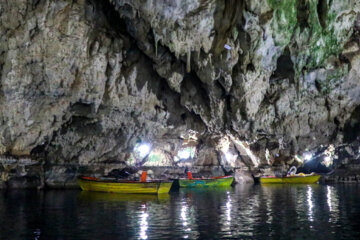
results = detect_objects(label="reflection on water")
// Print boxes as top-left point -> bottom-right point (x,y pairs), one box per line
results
327,185 -> 339,224
327,186 -> 333,211
180,202 -> 191,238
139,204 -> 148,240
219,191 -> 232,237
307,186 -> 314,222
79,191 -> 170,203
180,190 -> 200,239
1,185 -> 360,239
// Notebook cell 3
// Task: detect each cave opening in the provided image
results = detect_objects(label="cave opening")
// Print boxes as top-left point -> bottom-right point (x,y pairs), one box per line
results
270,47 -> 295,84
175,146 -> 196,162
134,142 -> 151,159
296,0 -> 310,31
317,0 -> 328,29
86,0 -> 128,36
246,63 -> 255,72
344,105 -> 360,143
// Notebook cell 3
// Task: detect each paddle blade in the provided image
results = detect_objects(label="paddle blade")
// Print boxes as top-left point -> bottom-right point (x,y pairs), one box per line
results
140,171 -> 147,182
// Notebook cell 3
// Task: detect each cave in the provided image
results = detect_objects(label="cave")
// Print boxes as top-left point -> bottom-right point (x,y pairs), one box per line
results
0,0 -> 360,239
3,0 -> 357,187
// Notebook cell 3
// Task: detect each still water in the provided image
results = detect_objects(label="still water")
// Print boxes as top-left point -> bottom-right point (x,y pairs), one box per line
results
1,184 -> 360,240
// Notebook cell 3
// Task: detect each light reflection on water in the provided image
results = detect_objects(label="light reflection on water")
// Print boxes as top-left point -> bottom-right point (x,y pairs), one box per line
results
219,191 -> 232,237
139,204 -> 148,240
226,192 -> 231,222
327,185 -> 339,224
1,185 -> 360,239
327,186 -> 333,212
180,202 -> 191,238
307,185 -> 314,222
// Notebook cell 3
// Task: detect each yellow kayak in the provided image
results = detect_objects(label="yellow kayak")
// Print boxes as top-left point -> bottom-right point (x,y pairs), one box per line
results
260,174 -> 321,184
78,175 -> 173,194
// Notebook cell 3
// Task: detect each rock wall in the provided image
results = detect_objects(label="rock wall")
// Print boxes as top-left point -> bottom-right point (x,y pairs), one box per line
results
0,0 -> 359,188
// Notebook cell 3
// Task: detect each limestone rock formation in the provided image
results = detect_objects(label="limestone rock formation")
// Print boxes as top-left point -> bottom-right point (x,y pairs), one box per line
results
0,0 -> 359,188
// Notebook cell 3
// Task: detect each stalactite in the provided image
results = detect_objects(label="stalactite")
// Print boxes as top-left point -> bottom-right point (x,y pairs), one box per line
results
154,34 -> 159,57
153,30 -> 162,58
186,49 -> 191,73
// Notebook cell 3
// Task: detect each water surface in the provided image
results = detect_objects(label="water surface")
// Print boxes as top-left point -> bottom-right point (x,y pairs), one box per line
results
1,184 -> 360,239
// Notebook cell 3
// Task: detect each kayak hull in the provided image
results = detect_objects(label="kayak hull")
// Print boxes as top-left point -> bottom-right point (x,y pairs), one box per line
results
179,176 -> 234,188
260,175 -> 321,184
78,177 -> 173,194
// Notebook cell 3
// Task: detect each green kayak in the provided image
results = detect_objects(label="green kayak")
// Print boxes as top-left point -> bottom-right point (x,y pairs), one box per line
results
179,172 -> 234,188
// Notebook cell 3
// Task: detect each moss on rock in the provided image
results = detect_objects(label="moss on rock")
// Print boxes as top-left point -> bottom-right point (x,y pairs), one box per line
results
268,0 -> 356,72
268,0 -> 298,47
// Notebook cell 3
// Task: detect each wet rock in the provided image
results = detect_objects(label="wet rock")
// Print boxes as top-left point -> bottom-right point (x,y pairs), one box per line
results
234,169 -> 254,184
0,156 -> 43,189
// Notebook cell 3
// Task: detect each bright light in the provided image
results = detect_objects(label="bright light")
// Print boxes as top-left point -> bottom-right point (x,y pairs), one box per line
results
177,149 -> 190,159
324,156 -> 331,163
135,143 -> 151,158
225,152 -> 234,161
304,152 -> 312,162
322,155 -> 333,167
